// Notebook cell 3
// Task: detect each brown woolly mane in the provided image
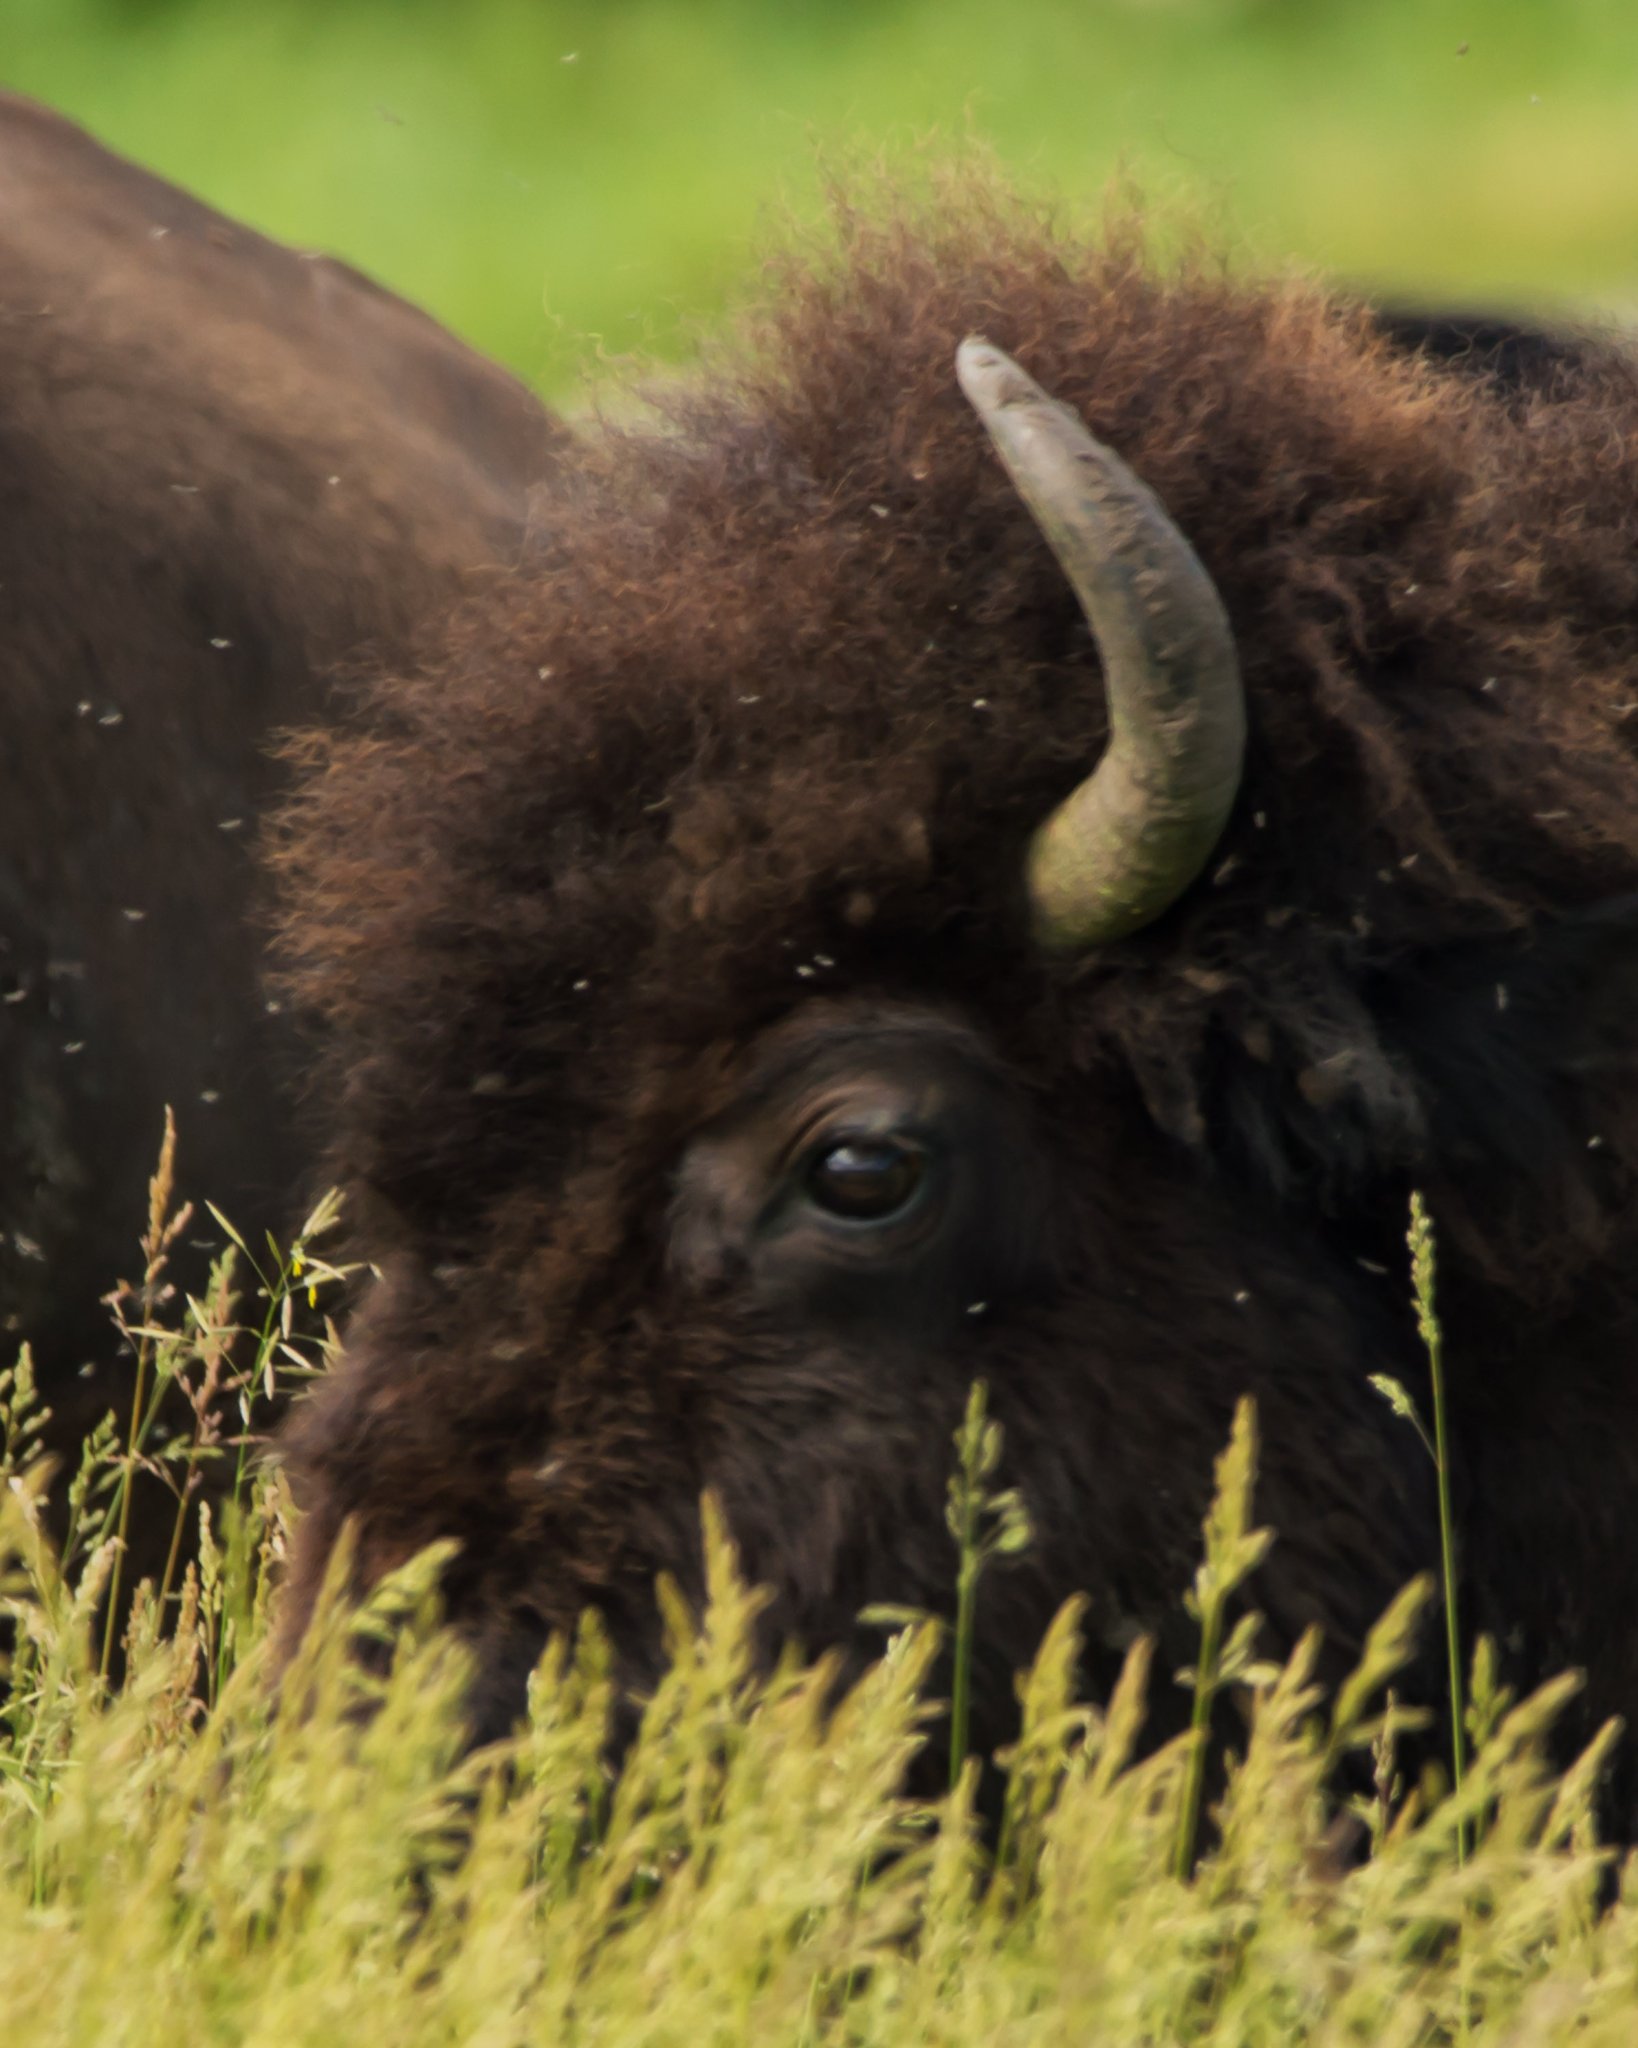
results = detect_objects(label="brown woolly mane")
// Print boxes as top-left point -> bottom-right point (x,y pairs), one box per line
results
272,179 -> 1638,1300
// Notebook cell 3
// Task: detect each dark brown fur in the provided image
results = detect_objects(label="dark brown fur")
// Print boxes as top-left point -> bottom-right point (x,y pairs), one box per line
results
0,92 -> 561,1476
272,186 -> 1638,1814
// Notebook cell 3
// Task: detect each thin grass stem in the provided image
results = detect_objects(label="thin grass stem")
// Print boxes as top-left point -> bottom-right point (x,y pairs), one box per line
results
1409,1193 -> 1467,1865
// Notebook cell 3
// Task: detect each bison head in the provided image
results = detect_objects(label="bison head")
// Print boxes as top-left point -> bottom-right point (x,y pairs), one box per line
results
271,197 -> 1638,1789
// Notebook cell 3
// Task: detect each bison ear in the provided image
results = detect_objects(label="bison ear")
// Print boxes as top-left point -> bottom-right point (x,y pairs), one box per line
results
1189,898 -> 1638,1235
1374,897 -> 1638,1263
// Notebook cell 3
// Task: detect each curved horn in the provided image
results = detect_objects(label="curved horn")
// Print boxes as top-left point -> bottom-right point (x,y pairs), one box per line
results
955,338 -> 1246,954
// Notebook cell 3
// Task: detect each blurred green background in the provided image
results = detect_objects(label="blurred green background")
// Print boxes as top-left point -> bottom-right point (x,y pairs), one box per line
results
7,0 -> 1637,398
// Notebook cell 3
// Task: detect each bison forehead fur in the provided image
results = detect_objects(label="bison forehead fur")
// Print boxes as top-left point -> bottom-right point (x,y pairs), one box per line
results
272,189 -> 1638,1803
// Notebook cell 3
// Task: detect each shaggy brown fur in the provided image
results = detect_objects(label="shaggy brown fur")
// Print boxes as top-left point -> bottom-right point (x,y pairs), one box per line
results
272,184 -> 1638,1816
0,93 -> 560,1479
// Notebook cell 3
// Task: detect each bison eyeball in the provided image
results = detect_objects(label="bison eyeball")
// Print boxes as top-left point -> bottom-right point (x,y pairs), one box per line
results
805,1137 -> 926,1222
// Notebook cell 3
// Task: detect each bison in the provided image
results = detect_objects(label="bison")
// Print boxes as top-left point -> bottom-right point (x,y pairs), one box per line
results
261,191 -> 1638,1817
0,91 -> 560,1483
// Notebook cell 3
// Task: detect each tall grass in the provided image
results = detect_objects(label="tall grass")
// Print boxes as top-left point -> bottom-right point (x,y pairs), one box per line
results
1372,1196 -> 1475,1869
2,1161 -> 1633,2040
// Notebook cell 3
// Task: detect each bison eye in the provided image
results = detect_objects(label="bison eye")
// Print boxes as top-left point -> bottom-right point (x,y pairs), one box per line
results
805,1137 -> 926,1222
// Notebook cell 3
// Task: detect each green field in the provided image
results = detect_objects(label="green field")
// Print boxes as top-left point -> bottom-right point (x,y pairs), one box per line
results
9,0 -> 1638,396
